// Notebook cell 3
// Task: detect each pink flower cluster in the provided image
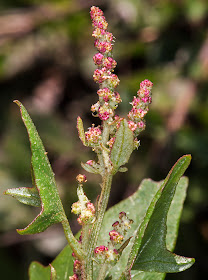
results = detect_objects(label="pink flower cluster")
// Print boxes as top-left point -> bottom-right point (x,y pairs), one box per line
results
71,182 -> 96,225
90,6 -> 122,123
94,211 -> 133,265
70,236 -> 83,279
72,201 -> 95,226
72,260 -> 82,280
128,79 -> 153,135
112,211 -> 133,237
85,125 -> 102,146
94,245 -> 119,264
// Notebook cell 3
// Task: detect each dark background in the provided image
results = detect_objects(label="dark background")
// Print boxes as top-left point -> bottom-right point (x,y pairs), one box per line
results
0,0 -> 207,279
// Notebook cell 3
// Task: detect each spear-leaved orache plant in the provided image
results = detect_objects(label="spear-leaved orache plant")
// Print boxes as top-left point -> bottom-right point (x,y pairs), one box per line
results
4,6 -> 195,280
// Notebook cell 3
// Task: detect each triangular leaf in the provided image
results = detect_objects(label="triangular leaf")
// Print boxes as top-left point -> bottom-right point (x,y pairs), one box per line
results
93,174 -> 191,279
130,155 -> 194,273
110,119 -> 134,174
10,101 -> 66,234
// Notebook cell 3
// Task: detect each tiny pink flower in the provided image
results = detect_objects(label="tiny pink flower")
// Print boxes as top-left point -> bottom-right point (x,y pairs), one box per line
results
77,207 -> 95,225
107,74 -> 120,88
92,28 -> 105,38
73,260 -> 81,274
107,137 -> 115,148
130,96 -> 141,108
137,121 -> 146,129
93,69 -> 106,83
93,53 -> 104,65
128,120 -> 137,131
96,41 -> 113,53
94,245 -> 108,254
99,111 -> 110,121
86,160 -> 93,166
119,211 -> 126,219
97,87 -> 111,97
137,88 -> 150,99
103,57 -> 117,70
141,97 -> 149,103
91,101 -> 100,113
104,32 -> 113,42
90,6 -> 104,19
94,245 -> 108,264
140,79 -> 153,90
109,230 -> 124,244
98,106 -> 111,120
119,211 -> 134,229
87,202 -> 95,214
85,126 -> 102,145
128,108 -> 148,120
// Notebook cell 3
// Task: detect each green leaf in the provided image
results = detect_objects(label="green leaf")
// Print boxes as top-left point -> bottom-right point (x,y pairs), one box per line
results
93,160 -> 193,280
50,265 -> 57,280
9,101 -> 66,234
4,186 -> 41,207
29,243 -> 74,280
110,119 -> 134,174
81,161 -> 101,174
30,166 -> 192,280
29,262 -> 51,280
130,155 -> 194,274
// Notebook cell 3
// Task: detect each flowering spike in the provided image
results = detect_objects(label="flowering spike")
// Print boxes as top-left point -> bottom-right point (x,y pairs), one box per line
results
90,6 -> 122,125
128,79 -> 153,138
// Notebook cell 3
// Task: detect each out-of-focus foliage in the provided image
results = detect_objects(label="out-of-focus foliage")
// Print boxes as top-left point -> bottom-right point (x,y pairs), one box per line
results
0,0 -> 207,279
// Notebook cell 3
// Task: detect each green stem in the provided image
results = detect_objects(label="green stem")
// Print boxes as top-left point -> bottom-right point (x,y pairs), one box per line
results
85,173 -> 113,278
61,218 -> 85,260
82,224 -> 90,252
102,121 -> 110,146
81,224 -> 91,278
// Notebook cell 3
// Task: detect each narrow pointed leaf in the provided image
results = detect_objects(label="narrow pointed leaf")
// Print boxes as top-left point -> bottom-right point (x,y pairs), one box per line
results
92,172 -> 192,279
81,162 -> 101,174
130,155 -> 194,273
77,116 -> 87,146
110,119 -> 134,174
4,187 -> 41,207
12,101 -> 66,234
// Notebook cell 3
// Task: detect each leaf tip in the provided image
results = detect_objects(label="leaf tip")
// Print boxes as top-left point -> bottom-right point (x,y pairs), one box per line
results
13,100 -> 22,107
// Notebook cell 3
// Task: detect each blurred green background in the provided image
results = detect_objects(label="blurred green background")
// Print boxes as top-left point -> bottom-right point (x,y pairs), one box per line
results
0,0 -> 207,279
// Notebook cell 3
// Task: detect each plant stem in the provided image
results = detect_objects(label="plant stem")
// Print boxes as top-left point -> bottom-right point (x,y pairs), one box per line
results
102,121 -> 110,146
61,218 -> 85,260
85,173 -> 113,278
